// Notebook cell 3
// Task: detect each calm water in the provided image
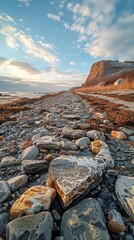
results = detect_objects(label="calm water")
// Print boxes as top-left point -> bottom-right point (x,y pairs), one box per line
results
0,92 -> 47,99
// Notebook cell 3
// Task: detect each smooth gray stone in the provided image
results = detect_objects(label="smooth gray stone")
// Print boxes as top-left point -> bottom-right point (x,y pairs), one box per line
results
75,137 -> 90,150
21,146 -> 39,160
0,181 -> 11,203
22,160 -> 48,174
0,212 -> 10,235
60,198 -> 110,240
6,212 -> 53,240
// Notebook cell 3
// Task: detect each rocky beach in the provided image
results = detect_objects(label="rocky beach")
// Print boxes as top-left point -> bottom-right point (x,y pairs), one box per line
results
0,91 -> 134,240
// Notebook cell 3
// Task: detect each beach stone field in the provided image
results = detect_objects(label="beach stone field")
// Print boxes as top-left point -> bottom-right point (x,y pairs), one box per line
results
0,92 -> 134,240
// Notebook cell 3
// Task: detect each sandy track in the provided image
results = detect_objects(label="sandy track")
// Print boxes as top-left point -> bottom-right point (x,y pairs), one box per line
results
76,92 -> 134,112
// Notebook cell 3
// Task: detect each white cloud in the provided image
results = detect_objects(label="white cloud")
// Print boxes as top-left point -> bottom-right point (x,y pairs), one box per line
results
85,13 -> 134,60
63,22 -> 70,29
0,58 -> 86,91
69,61 -> 75,66
18,0 -> 31,7
65,0 -> 134,60
0,24 -> 59,64
59,0 -> 66,9
38,40 -> 54,49
50,1 -> 54,5
47,13 -> 60,21
0,13 -> 14,22
59,11 -> 64,17
67,2 -> 90,17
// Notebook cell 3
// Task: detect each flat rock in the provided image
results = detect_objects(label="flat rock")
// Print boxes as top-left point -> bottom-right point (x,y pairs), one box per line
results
75,137 -> 90,150
1,156 -> 17,168
21,146 -> 39,160
61,126 -> 86,140
10,185 -> 56,219
22,160 -> 48,174
111,130 -> 127,140
62,114 -> 80,120
6,212 -> 53,240
118,127 -> 134,136
0,181 -> 11,203
36,136 -> 60,150
7,175 -> 28,191
47,156 -> 106,208
31,128 -> 49,142
115,176 -> 134,219
60,198 -> 110,240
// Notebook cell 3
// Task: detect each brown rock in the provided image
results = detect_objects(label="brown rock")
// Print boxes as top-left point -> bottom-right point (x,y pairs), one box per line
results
0,136 -> 4,141
44,154 -> 54,161
90,140 -> 104,154
10,185 -> 56,219
22,139 -> 32,149
111,131 -> 127,140
108,209 -> 125,233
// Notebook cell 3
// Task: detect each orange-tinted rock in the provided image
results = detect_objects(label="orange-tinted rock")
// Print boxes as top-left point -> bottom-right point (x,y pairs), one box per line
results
10,186 -> 56,219
44,154 -> 54,161
108,210 -> 125,233
0,136 -> 4,141
22,139 -> 32,150
111,131 -> 127,140
90,140 -> 104,154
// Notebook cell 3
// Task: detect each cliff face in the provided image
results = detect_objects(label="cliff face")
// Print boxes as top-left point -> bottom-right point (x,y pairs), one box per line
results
84,60 -> 134,86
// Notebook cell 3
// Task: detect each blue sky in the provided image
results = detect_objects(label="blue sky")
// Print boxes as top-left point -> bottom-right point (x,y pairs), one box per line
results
0,0 -> 134,92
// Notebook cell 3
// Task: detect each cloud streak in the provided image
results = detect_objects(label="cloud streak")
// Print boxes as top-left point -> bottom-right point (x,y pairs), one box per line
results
47,13 -> 60,21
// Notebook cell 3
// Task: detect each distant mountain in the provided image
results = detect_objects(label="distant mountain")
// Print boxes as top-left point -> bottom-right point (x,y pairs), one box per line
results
83,60 -> 134,86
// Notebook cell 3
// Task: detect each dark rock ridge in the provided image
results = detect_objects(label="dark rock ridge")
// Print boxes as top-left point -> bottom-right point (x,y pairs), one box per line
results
84,60 -> 134,86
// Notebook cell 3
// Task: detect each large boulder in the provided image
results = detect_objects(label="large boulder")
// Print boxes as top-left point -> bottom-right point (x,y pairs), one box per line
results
6,212 -> 53,240
47,155 -> 106,208
60,198 -> 110,240
10,186 -> 56,219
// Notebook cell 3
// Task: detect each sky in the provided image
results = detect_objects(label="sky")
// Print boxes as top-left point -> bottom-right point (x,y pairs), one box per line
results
0,0 -> 134,92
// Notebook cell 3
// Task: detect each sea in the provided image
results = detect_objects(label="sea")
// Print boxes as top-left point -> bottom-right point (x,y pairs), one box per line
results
0,92 -> 48,104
